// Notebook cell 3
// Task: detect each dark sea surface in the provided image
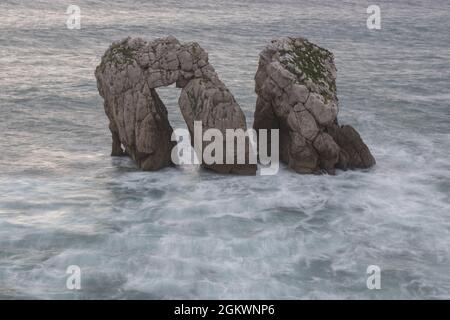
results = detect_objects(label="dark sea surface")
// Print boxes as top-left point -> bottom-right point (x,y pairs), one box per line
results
0,0 -> 449,299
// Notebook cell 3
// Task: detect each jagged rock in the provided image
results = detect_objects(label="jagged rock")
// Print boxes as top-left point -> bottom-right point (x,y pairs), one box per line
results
253,37 -> 375,174
179,78 -> 255,174
325,124 -> 376,170
95,36 -> 256,174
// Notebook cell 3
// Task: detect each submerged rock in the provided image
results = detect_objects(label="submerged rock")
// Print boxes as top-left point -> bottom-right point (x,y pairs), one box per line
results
95,37 -> 256,174
253,37 -> 375,174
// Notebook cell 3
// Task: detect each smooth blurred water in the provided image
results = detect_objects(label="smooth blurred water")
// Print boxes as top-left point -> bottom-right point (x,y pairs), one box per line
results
0,0 -> 449,299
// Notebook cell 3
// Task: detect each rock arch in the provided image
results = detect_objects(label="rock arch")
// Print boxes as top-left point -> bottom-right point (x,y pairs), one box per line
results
253,37 -> 375,174
95,37 -> 256,174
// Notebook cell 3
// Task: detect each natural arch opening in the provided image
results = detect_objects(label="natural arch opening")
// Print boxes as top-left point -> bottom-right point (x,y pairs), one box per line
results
156,84 -> 200,169
158,84 -> 186,131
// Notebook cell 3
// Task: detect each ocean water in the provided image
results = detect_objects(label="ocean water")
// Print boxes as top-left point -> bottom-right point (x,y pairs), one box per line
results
0,0 -> 449,299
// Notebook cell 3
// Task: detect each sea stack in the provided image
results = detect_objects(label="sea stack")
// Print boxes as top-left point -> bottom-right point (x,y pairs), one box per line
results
253,37 -> 375,174
95,37 -> 256,174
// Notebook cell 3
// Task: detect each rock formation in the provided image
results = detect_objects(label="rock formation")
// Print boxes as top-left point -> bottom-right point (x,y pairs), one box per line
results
95,36 -> 256,174
253,37 -> 375,174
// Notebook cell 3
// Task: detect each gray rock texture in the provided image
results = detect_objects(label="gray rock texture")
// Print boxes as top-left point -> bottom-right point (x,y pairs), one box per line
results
95,36 -> 256,174
253,37 -> 375,174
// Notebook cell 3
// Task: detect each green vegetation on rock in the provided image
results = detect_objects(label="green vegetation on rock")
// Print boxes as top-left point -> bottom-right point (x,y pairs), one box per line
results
280,40 -> 336,101
98,40 -> 138,72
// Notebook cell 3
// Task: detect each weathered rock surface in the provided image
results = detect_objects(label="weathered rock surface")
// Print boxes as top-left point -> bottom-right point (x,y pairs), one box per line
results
95,36 -> 256,174
253,37 -> 375,174
179,78 -> 255,174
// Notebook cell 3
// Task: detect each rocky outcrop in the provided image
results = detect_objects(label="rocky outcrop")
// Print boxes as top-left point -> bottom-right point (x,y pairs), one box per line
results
179,78 -> 255,174
253,37 -> 375,174
95,36 -> 256,174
